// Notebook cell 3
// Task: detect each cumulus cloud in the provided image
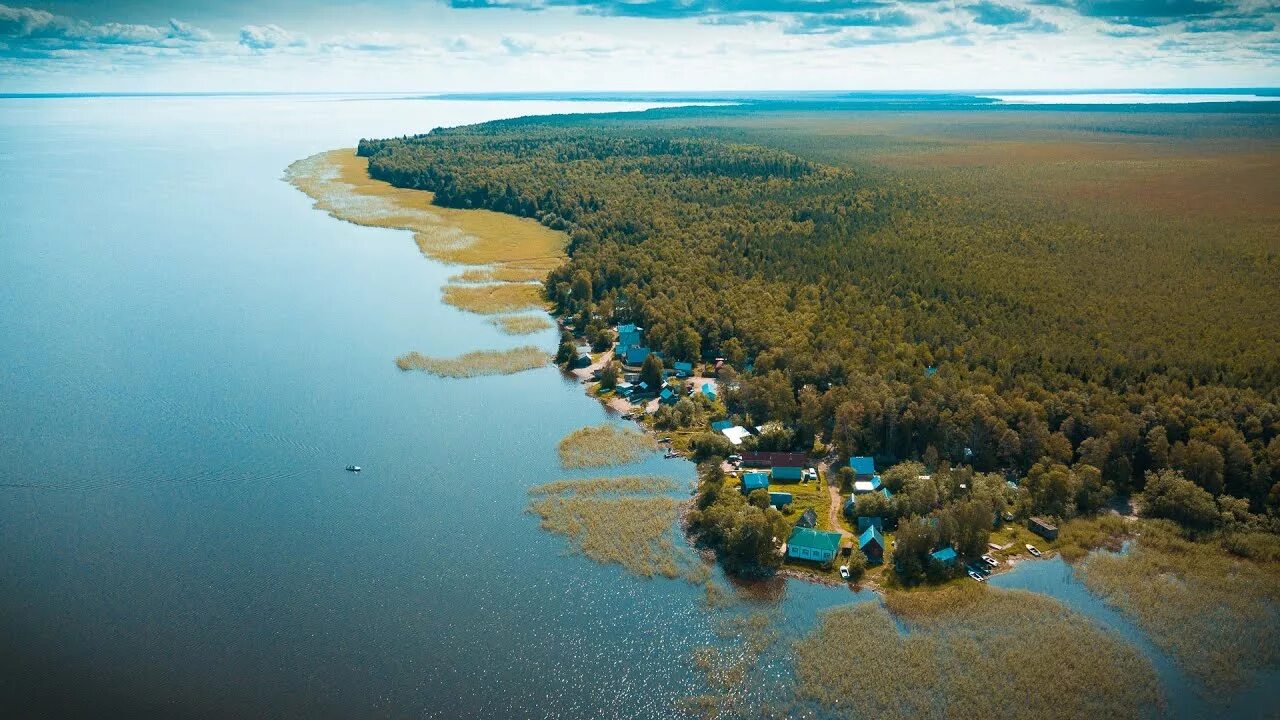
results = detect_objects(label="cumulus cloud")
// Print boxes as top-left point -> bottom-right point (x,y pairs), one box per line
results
238,24 -> 309,51
0,4 -> 212,48
787,9 -> 919,34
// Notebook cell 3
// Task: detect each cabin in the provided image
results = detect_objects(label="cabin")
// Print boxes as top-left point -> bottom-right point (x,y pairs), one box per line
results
741,472 -> 769,494
569,354 -> 592,369
770,492 -> 795,510
673,361 -> 694,378
740,451 -> 807,469
786,527 -> 842,563
795,507 -> 817,527
659,387 -> 678,405
930,546 -> 958,566
721,425 -> 751,445
859,525 -> 885,565
701,383 -> 718,401
624,346 -> 651,367
849,456 -> 876,480
857,516 -> 883,533
1029,517 -> 1059,541
852,475 -> 883,494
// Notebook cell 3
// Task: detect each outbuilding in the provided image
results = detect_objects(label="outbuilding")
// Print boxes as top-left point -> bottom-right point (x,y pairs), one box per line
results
795,507 -> 817,527
741,472 -> 769,494
930,546 -> 958,566
1029,517 -> 1059,541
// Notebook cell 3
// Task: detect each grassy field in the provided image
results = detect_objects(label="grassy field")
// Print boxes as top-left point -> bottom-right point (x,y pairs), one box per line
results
557,424 -> 659,468
1080,520 -> 1280,694
394,346 -> 548,377
793,586 -> 1161,720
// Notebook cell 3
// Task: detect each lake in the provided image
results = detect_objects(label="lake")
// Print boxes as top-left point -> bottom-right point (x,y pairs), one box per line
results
0,93 -> 1273,719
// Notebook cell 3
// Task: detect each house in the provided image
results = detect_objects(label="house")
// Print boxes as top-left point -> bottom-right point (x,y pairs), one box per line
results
739,451 -> 807,481
673,361 -> 694,378
857,516 -> 884,533
575,344 -> 592,357
930,546 -> 958,566
569,354 -> 592,369
741,472 -> 769,494
659,387 -> 678,405
616,324 -> 643,352
624,346 -> 651,367
849,456 -> 876,479
710,420 -> 733,432
859,525 -> 885,565
701,383 -> 718,401
769,492 -> 795,510
615,381 -> 634,398
786,527 -> 842,563
852,475 -> 883,494
721,425 -> 751,445
843,496 -> 857,518
1029,517 -> 1059,541
795,507 -> 817,527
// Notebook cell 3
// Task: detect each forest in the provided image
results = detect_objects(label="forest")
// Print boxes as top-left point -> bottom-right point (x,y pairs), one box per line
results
357,103 -> 1280,546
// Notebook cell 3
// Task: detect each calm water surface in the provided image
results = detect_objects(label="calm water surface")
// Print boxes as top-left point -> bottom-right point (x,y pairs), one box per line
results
1,95 -> 1275,719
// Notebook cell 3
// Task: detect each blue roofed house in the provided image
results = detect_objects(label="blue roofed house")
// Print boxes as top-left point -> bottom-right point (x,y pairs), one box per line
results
850,456 -> 876,479
931,546 -> 958,566
615,381 -> 634,398
853,474 -> 882,494
673,361 -> 694,377
710,420 -> 733,432
616,323 -> 642,349
624,346 -> 651,367
857,516 -> 884,534
701,383 -> 718,401
859,526 -> 885,565
741,472 -> 769,494
659,387 -> 678,405
787,527 -> 842,564
768,491 -> 793,509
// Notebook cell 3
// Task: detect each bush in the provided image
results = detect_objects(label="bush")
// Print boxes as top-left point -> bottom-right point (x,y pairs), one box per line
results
1141,469 -> 1220,532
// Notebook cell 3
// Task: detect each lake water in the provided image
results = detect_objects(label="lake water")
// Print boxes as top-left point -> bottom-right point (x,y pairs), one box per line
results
0,94 -> 1275,719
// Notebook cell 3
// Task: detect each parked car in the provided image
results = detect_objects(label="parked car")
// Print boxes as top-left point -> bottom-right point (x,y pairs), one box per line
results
1026,544 -> 1042,558
967,570 -> 986,582
981,554 -> 999,568
839,565 -> 850,580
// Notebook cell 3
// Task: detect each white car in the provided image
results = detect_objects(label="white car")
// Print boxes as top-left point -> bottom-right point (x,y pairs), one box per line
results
981,554 -> 999,567
839,565 -> 850,580
1025,544 -> 1042,558
967,570 -> 985,582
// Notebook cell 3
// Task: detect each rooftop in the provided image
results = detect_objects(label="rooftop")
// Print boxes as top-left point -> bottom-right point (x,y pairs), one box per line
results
788,526 -> 842,553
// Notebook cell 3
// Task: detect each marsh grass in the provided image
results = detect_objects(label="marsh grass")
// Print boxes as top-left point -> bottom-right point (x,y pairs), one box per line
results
794,586 -> 1161,720
1080,520 -> 1280,694
442,282 -> 545,314
489,314 -> 553,335
557,424 -> 659,468
684,612 -> 782,718
1054,513 -> 1132,562
395,346 -> 548,378
529,475 -> 675,496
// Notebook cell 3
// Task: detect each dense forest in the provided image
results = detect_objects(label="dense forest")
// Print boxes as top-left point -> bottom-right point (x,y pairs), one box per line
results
358,105 -> 1280,532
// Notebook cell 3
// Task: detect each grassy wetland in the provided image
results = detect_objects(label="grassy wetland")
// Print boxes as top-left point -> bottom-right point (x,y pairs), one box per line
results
793,586 -> 1162,720
394,346 -> 549,377
489,314 -> 553,335
557,424 -> 660,468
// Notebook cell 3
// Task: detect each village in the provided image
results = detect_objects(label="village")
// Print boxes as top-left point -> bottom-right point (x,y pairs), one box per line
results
563,322 -> 1066,590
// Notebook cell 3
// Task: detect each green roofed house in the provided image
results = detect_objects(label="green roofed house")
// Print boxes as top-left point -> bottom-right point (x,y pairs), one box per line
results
931,546 -> 958,566
850,456 -> 876,479
787,527 -> 842,563
624,346 -> 651,366
769,491 -> 794,509
659,387 -> 678,405
741,472 -> 769,494
701,383 -> 718,401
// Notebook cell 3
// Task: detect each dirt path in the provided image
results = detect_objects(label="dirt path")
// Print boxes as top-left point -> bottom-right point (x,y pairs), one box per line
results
826,482 -> 852,539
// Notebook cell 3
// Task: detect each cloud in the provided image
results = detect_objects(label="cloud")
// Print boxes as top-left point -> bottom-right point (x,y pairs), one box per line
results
238,24 -> 308,51
829,22 -> 969,45
1183,16 -> 1275,31
0,4 -> 212,47
1064,0 -> 1229,23
787,9 -> 918,34
447,0 -> 896,20
968,1 -> 1032,24
500,31 -> 631,55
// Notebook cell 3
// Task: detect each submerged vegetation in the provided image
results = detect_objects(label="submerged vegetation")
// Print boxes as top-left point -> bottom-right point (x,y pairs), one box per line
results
395,346 -> 548,378
489,314 -> 554,335
1080,520 -> 1280,693
557,423 -> 659,468
794,586 -> 1162,720
526,476 -> 692,579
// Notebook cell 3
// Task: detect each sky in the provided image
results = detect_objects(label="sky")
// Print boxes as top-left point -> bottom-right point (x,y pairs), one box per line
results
1,0 -> 1277,92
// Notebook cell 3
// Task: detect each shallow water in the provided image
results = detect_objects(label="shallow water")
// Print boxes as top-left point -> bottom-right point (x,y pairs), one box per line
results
0,94 -> 1275,718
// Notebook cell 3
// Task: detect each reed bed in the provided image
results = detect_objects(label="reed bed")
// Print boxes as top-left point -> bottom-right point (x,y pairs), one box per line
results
394,346 -> 548,378
490,314 -> 553,335
442,282 -> 545,314
529,476 -> 675,496
794,586 -> 1161,720
557,424 -> 660,468
527,492 -> 683,579
1080,521 -> 1280,694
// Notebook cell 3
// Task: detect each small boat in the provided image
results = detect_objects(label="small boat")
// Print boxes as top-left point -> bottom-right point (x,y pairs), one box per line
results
346,465 -> 361,473
968,570 -> 985,582
981,554 -> 999,567
1025,544 -> 1042,557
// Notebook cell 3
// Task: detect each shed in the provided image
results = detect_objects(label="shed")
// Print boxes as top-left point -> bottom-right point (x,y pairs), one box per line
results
795,507 -> 817,527
701,383 -> 718,401
772,465 -> 804,482
931,546 -> 958,566
711,420 -> 733,432
786,527 -> 842,563
857,516 -> 884,533
741,472 -> 769,494
859,525 -> 885,565
770,492 -> 796,510
1029,517 -> 1059,541
843,496 -> 857,518
849,456 -> 877,478
673,361 -> 694,377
